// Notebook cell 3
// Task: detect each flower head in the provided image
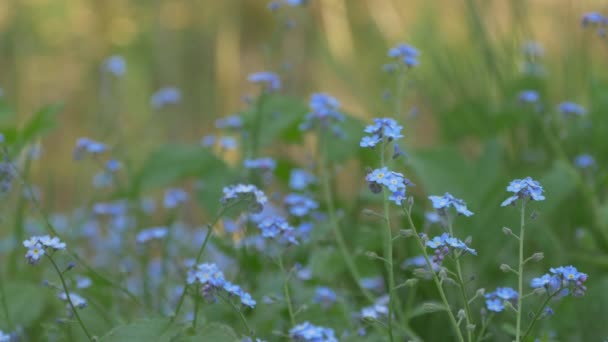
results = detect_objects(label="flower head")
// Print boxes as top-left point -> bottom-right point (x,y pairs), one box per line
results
136,227 -> 168,244
485,287 -> 518,312
244,158 -> 277,171
558,101 -> 586,116
151,87 -> 181,109
365,167 -> 411,205
428,192 -> 473,216
215,115 -> 243,130
289,322 -> 338,342
284,193 -> 318,217
388,43 -> 420,68
532,265 -> 588,298
221,184 -> 268,213
425,233 -> 476,264
300,93 -> 344,132
289,169 -> 316,190
59,292 -> 87,309
518,90 -> 539,104
73,138 -> 107,160
582,12 -> 606,26
24,235 -> 66,264
103,55 -> 126,76
313,286 -> 337,308
362,118 -> 403,143
164,188 -> 188,209
574,154 -> 595,169
501,177 -> 545,207
248,72 -> 281,91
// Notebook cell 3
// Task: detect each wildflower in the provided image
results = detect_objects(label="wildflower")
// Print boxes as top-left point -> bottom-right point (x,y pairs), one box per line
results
103,55 -> 126,76
285,0 -> 307,6
25,245 -> 45,264
24,235 -> 66,264
187,262 -> 255,307
73,138 -> 107,160
219,136 -> 237,150
485,287 -> 518,312
215,115 -> 243,129
248,72 -> 281,91
428,192 -> 474,217
0,330 -> 11,342
582,12 -> 606,26
388,43 -> 420,67
518,90 -> 539,104
221,184 -> 268,213
359,276 -> 384,293
359,295 -> 389,322
425,233 -> 476,264
289,322 -> 338,342
240,292 -> 256,308
299,93 -> 344,131
59,292 -> 87,309
256,216 -> 299,245
500,177 -> 545,207
164,188 -> 188,208
313,287 -> 337,308
201,135 -> 215,147
244,158 -> 277,170
136,227 -> 168,244
363,118 -> 403,142
93,201 -> 128,216
76,276 -> 92,289
284,193 -> 318,217
402,255 -> 440,272
289,169 -> 316,190
558,101 -> 586,116
425,211 -> 441,224
359,135 -> 381,148
151,87 -> 181,109
365,167 -> 411,205
574,154 -> 595,169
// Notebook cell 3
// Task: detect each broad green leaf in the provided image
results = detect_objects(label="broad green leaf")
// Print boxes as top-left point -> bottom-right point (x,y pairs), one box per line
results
178,323 -> 239,342
19,103 -> 62,144
99,318 -> 180,342
0,282 -> 47,329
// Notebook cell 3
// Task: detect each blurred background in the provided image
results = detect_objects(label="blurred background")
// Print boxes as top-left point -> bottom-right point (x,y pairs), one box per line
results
2,0 -> 608,340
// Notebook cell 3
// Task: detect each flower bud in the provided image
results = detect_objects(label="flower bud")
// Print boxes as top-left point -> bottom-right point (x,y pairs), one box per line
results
399,229 -> 415,238
502,227 -> 512,235
500,264 -> 514,273
530,252 -> 544,262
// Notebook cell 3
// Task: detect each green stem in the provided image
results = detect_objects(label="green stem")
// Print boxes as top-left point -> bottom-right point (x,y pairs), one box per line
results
475,314 -> 493,342
405,207 -> 465,342
8,152 -> 32,275
48,255 -> 93,341
319,129 -> 375,303
521,289 -> 560,340
219,293 -> 255,336
192,285 -> 200,329
380,141 -> 395,342
448,217 -> 473,342
278,255 -> 296,327
515,201 -> 526,342
0,271 -> 12,329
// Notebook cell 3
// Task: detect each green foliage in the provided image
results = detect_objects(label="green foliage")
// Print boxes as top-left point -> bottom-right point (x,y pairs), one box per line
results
0,282 -> 48,330
99,319 -> 181,342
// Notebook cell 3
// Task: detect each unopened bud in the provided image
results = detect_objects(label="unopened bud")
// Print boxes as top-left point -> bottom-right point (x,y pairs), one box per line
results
457,309 -> 466,320
464,236 -> 472,244
530,252 -> 544,262
476,288 -> 486,297
407,196 -> 414,207
466,324 -> 476,331
533,287 -> 546,295
502,227 -> 512,235
362,209 -> 377,216
421,302 -> 446,313
400,229 -> 414,238
403,278 -> 419,287
500,264 -> 514,273
413,268 -> 432,279
365,251 -> 379,259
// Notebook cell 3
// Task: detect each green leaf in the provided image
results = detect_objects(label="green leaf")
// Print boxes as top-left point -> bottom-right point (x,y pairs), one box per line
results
19,103 -> 62,144
99,318 -> 181,342
178,323 -> 239,342
0,282 -> 47,329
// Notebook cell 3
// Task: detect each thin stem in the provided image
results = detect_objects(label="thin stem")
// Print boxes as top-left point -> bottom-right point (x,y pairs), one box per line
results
521,289 -> 560,340
515,201 -> 526,342
218,293 -> 254,336
0,271 -> 12,329
380,140 -> 395,342
405,207 -> 465,342
475,314 -> 493,342
48,255 -> 93,341
172,203 -> 236,322
319,128 -> 375,303
192,285 -> 200,329
447,217 -> 474,342
278,255 -> 296,327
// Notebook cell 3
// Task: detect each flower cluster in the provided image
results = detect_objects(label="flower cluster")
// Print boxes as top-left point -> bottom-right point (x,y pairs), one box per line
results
284,193 -> 318,217
221,184 -> 268,213
289,169 -> 316,190
59,291 -> 88,310
215,114 -> 243,130
256,216 -> 299,245
428,192 -> 473,217
359,295 -> 389,322
289,322 -> 338,342
244,158 -> 277,170
531,265 -> 588,297
360,118 -> 403,148
186,262 -> 256,308
558,101 -> 586,116
581,12 -> 607,26
365,167 -> 410,205
73,138 -> 107,160
485,287 -> 518,313
23,235 -> 66,264
164,188 -> 188,209
248,72 -> 281,91
313,286 -> 337,308
299,93 -> 344,132
425,232 -> 477,264
387,43 -> 420,68
150,87 -> 181,109
500,177 -> 545,207
136,227 -> 168,244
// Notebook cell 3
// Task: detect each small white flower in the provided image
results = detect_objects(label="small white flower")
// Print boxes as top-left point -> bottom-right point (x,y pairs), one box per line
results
59,292 -> 87,309
26,246 -> 45,263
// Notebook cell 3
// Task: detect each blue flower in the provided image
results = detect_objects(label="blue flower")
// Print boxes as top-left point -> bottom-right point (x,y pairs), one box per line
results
73,138 -> 107,160
558,101 -> 586,116
365,167 -> 409,198
248,72 -> 281,91
388,189 -> 406,206
426,233 -> 476,263
518,90 -> 539,104
428,193 -> 474,217
359,135 -> 381,148
500,177 -> 545,207
151,87 -> 181,109
582,12 -> 606,26
300,93 -> 344,132
485,287 -> 518,312
388,43 -> 420,67
313,287 -> 337,308
574,154 -> 595,169
289,322 -> 338,342
219,136 -> 237,150
201,135 -> 215,147
363,118 -> 403,141
256,216 -> 299,245
136,227 -> 168,244
215,115 -> 243,129
103,55 -> 126,76
239,292 -> 256,308
285,0 -> 307,6
532,265 -> 588,297
284,193 -> 318,217
221,184 -> 268,213
164,188 -> 188,209
289,169 -> 316,190
244,158 -> 277,170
